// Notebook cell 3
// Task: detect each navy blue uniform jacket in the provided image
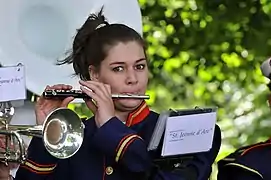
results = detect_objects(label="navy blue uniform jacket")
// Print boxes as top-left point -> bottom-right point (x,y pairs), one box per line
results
217,139 -> 271,180
15,101 -> 221,180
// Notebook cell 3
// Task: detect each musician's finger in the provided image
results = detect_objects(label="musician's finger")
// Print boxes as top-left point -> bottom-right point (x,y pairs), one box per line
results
93,82 -> 111,98
0,163 -> 10,179
0,162 -> 8,169
85,100 -> 97,114
104,84 -> 112,95
36,86 -> 51,102
8,162 -> 19,169
0,137 -> 5,149
80,86 -> 97,112
80,86 -> 99,101
61,97 -> 75,107
79,82 -> 100,97
45,85 -> 51,89
79,81 -> 108,99
49,84 -> 73,90
37,85 -> 54,105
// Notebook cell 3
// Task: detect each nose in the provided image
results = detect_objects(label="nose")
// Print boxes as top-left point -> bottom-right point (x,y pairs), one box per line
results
125,69 -> 138,85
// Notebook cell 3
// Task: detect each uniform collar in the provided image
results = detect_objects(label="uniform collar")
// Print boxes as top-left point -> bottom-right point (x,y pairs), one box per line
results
125,101 -> 150,127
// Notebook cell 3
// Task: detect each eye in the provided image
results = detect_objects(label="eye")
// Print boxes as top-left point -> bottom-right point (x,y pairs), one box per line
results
112,66 -> 124,72
135,64 -> 145,70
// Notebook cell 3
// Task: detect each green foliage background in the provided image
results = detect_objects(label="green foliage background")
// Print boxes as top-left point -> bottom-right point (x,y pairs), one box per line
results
70,0 -> 271,179
139,0 -> 271,148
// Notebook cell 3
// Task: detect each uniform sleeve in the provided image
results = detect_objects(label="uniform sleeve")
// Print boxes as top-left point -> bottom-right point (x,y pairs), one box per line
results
15,137 -> 58,180
228,173 -> 262,180
217,167 -> 263,180
92,117 -> 221,180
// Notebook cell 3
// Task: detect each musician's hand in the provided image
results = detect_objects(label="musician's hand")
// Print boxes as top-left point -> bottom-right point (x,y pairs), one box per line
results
35,84 -> 75,125
0,135 -> 19,179
0,135 -> 9,179
0,163 -> 10,179
79,80 -> 115,128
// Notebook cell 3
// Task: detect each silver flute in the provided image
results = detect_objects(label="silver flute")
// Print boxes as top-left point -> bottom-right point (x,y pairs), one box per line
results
43,89 -> 150,99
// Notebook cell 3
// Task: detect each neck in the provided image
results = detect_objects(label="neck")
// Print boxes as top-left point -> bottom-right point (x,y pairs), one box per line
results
114,100 -> 145,123
115,110 -> 129,123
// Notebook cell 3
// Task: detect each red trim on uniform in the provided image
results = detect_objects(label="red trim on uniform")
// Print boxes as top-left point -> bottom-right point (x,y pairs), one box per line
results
26,159 -> 56,168
115,134 -> 134,153
20,165 -> 53,174
119,137 -> 138,160
241,142 -> 271,156
126,101 -> 150,127
115,135 -> 143,163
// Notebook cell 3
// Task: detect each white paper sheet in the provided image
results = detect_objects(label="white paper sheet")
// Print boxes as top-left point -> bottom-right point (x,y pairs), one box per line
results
0,65 -> 26,102
162,112 -> 216,157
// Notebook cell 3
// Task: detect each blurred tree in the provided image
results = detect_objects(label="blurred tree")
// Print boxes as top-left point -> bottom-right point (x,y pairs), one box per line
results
138,0 -> 271,178
138,0 -> 271,150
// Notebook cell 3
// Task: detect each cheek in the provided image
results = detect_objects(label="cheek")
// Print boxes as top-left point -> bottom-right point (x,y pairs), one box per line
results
99,75 -> 123,91
98,70 -> 149,92
139,71 -> 149,85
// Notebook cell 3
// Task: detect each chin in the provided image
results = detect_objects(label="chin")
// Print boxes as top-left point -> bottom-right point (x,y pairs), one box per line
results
115,99 -> 143,111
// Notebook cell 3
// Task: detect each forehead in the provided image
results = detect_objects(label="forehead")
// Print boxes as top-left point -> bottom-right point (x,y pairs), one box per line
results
104,41 -> 145,64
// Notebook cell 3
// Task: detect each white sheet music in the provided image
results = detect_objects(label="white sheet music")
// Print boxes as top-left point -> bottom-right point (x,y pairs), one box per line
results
0,65 -> 26,102
162,112 -> 216,157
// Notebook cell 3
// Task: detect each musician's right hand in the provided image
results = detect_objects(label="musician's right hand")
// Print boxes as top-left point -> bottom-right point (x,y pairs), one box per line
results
0,163 -> 10,180
0,135 -> 19,180
0,135 -> 10,180
35,84 -> 75,125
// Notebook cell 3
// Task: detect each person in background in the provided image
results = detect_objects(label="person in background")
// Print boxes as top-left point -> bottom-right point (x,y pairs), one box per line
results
217,58 -> 271,180
0,8 -> 221,180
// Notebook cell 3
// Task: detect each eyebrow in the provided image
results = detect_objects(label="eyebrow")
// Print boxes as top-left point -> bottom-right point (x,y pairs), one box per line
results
109,58 -> 146,65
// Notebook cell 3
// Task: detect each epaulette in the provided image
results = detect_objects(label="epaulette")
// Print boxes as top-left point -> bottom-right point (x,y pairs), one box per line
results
219,140 -> 271,163
217,139 -> 271,179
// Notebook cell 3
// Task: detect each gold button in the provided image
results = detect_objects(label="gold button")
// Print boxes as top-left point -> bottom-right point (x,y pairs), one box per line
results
105,166 -> 113,175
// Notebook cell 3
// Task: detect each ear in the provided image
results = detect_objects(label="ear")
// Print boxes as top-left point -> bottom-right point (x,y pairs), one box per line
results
88,65 -> 99,81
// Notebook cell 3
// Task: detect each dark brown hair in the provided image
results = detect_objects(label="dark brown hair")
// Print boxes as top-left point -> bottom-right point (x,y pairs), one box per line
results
57,7 -> 146,80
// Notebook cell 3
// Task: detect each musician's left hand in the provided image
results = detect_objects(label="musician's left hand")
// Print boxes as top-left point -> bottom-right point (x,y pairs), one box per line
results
79,80 -> 115,128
